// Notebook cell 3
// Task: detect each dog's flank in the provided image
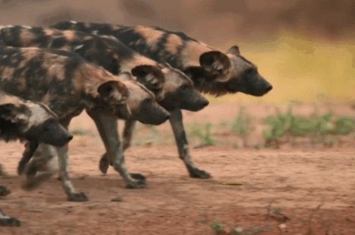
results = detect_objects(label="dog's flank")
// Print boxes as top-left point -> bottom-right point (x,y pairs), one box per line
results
0,25 -> 167,99
0,25 -> 207,107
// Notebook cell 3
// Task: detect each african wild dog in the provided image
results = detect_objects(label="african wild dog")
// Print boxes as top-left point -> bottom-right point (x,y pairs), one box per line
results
0,89 -> 74,176
0,46 -> 169,201
51,21 -> 273,179
0,90 -> 74,227
0,90 -> 73,147
0,25 -> 209,177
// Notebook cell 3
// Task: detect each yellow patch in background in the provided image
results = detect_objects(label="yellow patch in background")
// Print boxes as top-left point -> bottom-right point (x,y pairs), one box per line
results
209,32 -> 355,105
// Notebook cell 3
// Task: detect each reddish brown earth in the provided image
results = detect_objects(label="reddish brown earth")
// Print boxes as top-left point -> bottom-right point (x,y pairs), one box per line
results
0,103 -> 354,235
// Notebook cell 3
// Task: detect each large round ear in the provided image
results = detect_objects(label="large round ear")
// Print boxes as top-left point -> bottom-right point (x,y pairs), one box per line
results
0,103 -> 30,124
199,51 -> 231,76
131,65 -> 165,90
97,80 -> 129,105
226,45 -> 240,56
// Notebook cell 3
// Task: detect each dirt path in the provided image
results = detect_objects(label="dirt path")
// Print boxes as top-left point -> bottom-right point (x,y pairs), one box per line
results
0,144 -> 354,235
0,103 -> 355,234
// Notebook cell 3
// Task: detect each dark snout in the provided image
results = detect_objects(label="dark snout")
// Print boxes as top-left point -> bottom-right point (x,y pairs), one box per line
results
65,134 -> 74,143
263,81 -> 273,93
41,120 -> 73,147
246,75 -> 273,97
181,92 -> 209,112
170,86 -> 210,112
195,98 -> 209,111
48,125 -> 73,147
137,100 -> 170,125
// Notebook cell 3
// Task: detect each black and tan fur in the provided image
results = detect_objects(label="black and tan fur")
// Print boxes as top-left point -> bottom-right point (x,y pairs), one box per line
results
0,26 -> 167,98
0,25 -> 209,178
51,21 -> 273,179
0,90 -> 73,227
51,22 -> 273,97
0,90 -> 74,176
0,46 -> 168,201
99,62 -> 210,174
0,90 -> 72,146
0,25 -> 208,112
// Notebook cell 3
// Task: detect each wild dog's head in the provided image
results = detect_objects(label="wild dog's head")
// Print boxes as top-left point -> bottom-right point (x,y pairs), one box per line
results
112,72 -> 170,125
158,63 -> 209,112
186,45 -> 273,97
0,98 -> 72,147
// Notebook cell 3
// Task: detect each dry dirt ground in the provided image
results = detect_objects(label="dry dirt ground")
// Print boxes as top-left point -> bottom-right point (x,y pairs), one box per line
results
0,103 -> 354,235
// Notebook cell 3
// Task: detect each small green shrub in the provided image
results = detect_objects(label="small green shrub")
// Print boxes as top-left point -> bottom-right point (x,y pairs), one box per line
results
190,123 -> 216,146
210,221 -> 224,232
263,106 -> 355,147
231,107 -> 254,146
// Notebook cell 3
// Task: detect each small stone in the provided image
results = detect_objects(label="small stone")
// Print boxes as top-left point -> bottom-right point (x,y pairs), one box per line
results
279,223 -> 287,232
111,196 -> 123,202
235,227 -> 243,233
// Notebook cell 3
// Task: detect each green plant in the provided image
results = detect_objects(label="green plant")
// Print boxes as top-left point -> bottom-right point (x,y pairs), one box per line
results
210,221 -> 225,233
263,107 -> 291,147
263,106 -> 355,147
231,107 -> 254,147
332,116 -> 355,135
131,123 -> 160,147
190,123 -> 216,147
219,120 -> 229,127
71,128 -> 87,136
272,207 -> 282,214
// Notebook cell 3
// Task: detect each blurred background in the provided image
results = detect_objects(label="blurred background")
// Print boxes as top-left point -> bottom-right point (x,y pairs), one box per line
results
0,0 -> 354,105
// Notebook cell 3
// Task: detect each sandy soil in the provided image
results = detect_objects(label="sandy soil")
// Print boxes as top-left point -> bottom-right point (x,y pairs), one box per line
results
0,103 -> 354,235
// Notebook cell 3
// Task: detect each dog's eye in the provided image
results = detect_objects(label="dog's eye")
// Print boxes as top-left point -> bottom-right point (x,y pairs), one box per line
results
181,84 -> 190,90
245,68 -> 255,75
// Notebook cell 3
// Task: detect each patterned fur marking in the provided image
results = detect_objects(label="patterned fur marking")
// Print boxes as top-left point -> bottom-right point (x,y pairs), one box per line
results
0,46 -> 132,200
0,90 -> 75,227
0,45 -> 169,192
50,21 -> 273,180
0,90 -> 72,146
0,25 -> 213,182
50,22 -> 272,97
0,25 -> 166,100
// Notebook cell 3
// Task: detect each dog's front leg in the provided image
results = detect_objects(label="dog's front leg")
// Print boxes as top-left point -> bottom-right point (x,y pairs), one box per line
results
87,110 -> 145,188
